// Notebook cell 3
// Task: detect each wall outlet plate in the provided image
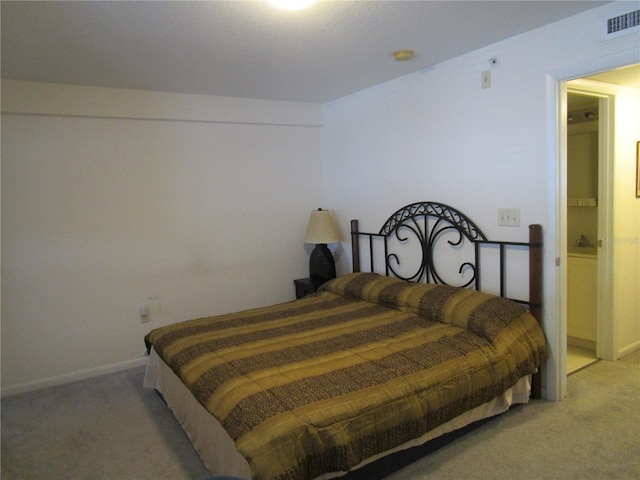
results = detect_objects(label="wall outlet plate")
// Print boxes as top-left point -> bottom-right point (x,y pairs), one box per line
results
482,70 -> 491,89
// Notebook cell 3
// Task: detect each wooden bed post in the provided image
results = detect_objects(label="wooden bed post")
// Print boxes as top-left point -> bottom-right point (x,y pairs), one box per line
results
351,219 -> 361,273
529,224 -> 543,399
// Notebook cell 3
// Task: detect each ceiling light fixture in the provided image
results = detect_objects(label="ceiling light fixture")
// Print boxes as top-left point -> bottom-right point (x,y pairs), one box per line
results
393,50 -> 415,61
270,0 -> 317,10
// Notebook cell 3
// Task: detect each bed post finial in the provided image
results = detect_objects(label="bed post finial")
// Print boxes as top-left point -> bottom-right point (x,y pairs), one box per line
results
351,219 -> 360,273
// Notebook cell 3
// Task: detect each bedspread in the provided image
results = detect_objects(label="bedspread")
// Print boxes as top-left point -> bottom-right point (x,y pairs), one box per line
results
145,273 -> 548,480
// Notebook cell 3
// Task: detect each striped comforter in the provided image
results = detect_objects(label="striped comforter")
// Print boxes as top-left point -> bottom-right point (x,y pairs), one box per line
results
145,273 -> 548,480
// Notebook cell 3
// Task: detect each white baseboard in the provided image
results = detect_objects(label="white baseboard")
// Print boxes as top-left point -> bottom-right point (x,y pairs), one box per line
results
618,340 -> 640,360
1,356 -> 149,398
567,336 -> 596,351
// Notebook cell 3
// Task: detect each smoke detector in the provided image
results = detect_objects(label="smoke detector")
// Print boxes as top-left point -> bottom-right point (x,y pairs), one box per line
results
394,50 -> 414,62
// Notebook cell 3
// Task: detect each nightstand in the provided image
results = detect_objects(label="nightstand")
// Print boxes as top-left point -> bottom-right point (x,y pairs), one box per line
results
294,277 -> 325,299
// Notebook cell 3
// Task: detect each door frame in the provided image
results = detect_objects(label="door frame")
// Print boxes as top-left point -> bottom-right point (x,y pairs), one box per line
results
565,81 -> 616,362
545,49 -> 636,401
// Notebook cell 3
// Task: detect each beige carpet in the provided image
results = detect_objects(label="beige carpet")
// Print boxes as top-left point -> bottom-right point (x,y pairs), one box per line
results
1,366 -> 211,479
2,350 -> 639,480
386,349 -> 640,480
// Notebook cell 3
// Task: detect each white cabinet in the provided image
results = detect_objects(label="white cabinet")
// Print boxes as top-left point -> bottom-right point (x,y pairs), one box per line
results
567,254 -> 597,343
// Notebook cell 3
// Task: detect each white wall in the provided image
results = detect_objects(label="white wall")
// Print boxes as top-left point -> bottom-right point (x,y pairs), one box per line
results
323,2 -> 640,400
610,84 -> 640,358
1,81 -> 323,394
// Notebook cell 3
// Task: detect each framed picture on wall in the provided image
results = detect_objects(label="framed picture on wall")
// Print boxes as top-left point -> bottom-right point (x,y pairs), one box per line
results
637,141 -> 640,198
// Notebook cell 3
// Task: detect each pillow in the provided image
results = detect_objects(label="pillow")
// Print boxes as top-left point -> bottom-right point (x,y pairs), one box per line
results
321,273 -> 529,342
320,272 -> 422,309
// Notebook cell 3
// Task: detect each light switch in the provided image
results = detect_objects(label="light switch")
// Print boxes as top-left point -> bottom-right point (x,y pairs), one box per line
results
498,208 -> 520,227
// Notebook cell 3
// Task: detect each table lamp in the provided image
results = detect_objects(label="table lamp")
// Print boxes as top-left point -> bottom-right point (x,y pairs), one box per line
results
304,208 -> 341,281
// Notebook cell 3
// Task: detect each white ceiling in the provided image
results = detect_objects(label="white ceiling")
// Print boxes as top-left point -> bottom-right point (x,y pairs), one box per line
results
1,1 -> 614,103
588,63 -> 640,89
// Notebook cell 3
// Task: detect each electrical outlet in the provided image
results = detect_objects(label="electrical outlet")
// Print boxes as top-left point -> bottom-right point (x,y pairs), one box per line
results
139,296 -> 161,324
498,208 -> 520,227
140,304 -> 150,323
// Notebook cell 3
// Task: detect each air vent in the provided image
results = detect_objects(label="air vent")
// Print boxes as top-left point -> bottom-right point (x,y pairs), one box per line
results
603,9 -> 640,39
607,10 -> 640,34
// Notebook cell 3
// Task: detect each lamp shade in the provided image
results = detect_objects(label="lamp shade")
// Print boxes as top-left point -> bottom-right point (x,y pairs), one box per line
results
304,209 -> 341,244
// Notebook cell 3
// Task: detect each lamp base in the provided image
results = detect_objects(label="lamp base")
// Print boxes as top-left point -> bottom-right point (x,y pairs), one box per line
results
309,244 -> 336,282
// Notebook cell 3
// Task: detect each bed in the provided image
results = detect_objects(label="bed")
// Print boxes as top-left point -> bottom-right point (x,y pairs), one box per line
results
144,201 -> 548,480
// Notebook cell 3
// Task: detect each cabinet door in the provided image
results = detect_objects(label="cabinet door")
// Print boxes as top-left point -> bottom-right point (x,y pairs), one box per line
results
567,256 -> 597,342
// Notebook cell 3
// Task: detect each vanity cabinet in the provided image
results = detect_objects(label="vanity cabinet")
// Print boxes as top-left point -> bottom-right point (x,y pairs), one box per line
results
567,254 -> 597,343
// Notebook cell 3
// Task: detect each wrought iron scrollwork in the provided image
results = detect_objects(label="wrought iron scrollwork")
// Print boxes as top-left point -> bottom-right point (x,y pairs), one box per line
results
379,202 -> 486,240
379,202 -> 487,287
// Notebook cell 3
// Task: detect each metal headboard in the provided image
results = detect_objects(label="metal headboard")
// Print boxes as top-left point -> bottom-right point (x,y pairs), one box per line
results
350,201 -> 542,311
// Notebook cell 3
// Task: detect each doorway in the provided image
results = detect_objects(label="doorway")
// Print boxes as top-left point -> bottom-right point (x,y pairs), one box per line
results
562,63 -> 640,378
547,53 -> 640,401
565,91 -> 601,374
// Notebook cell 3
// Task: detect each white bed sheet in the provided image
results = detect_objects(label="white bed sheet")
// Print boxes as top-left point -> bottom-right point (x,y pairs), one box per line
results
144,347 -> 531,479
